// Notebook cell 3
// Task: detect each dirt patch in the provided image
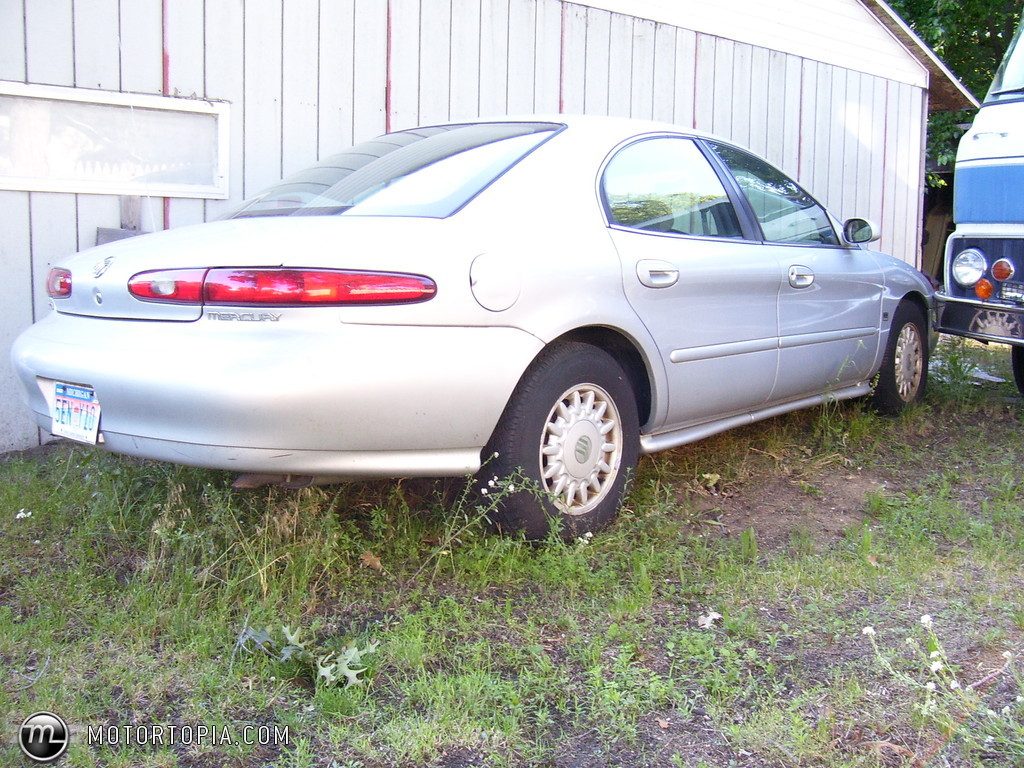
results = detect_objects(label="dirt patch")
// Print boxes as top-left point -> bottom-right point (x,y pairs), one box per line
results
683,467 -> 886,554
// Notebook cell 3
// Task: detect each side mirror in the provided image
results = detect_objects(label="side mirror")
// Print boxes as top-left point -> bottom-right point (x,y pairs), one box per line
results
843,218 -> 881,244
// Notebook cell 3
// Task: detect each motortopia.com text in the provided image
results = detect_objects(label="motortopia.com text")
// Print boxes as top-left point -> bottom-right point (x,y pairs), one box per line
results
87,723 -> 290,748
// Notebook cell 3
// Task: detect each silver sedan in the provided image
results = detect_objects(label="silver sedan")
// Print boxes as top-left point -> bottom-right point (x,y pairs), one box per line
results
11,115 -> 934,538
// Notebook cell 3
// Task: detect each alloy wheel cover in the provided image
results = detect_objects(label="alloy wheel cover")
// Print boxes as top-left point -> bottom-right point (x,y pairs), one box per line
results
539,383 -> 623,515
894,323 -> 924,401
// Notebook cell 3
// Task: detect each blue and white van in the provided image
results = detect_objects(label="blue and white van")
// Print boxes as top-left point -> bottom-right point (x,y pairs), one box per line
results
938,21 -> 1024,392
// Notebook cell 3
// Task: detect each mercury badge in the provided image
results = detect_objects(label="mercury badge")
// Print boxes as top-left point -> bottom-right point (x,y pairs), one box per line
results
93,255 -> 116,278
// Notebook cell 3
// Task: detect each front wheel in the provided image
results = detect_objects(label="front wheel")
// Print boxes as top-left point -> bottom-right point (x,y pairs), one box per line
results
480,342 -> 640,539
870,301 -> 928,414
1012,346 -> 1024,396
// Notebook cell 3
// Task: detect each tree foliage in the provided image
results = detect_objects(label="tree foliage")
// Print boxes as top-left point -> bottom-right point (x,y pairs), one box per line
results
889,0 -> 1020,99
887,0 -> 1023,175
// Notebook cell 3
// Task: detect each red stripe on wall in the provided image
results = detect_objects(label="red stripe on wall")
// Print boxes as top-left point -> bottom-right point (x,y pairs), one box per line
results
558,3 -> 566,113
162,0 -> 171,229
385,0 -> 393,133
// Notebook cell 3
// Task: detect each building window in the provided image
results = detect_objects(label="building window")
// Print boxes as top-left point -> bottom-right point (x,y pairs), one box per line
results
0,81 -> 228,199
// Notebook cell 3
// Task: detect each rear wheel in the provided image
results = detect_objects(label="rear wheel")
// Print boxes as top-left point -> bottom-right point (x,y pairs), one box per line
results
870,301 -> 928,414
480,342 -> 640,539
1012,346 -> 1024,396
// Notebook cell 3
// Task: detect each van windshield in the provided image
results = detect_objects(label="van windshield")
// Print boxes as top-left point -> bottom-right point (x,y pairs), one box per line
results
987,21 -> 1024,102
230,122 -> 561,219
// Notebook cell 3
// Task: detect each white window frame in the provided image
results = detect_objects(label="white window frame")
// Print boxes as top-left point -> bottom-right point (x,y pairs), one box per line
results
0,80 -> 229,199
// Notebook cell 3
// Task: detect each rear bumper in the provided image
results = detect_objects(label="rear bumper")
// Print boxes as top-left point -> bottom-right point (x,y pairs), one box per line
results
12,312 -> 543,476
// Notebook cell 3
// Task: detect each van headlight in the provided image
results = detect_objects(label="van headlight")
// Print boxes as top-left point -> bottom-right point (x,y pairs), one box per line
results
951,248 -> 987,287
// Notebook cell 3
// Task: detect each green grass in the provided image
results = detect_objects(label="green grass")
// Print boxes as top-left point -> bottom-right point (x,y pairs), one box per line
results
1,338 -> 1022,767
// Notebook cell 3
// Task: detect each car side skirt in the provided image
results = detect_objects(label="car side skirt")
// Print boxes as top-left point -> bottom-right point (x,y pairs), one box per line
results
639,382 -> 872,454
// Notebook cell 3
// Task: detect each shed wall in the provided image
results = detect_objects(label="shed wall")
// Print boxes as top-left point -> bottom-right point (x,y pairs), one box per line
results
0,0 -> 928,451
574,0 -> 929,89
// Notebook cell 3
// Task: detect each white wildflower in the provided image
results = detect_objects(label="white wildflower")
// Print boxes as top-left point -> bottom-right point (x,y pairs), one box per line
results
15,509 -> 31,519
930,661 -> 943,673
930,651 -> 941,659
862,626 -> 876,636
920,615 -> 933,628
926,682 -> 936,691
950,680 -> 961,690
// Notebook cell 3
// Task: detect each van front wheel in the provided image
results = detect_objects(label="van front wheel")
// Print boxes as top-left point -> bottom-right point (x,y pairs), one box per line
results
1012,345 -> 1024,396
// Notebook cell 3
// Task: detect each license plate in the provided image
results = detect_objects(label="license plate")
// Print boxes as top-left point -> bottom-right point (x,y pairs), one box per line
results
51,382 -> 101,444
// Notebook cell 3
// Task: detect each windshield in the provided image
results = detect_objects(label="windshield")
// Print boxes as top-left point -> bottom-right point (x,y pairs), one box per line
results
230,122 -> 562,219
987,20 -> 1024,102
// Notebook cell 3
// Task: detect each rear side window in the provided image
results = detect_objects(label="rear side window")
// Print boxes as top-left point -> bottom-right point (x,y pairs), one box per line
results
601,137 -> 743,239
230,122 -> 561,219
709,143 -> 839,245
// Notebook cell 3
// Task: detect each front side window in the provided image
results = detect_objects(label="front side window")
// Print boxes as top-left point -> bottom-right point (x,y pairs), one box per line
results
709,143 -> 839,245
601,137 -> 743,239
230,122 -> 561,219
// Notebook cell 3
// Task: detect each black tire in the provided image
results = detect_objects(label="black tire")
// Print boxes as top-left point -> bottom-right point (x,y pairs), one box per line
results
870,301 -> 928,414
1012,346 -> 1024,397
479,342 -> 640,540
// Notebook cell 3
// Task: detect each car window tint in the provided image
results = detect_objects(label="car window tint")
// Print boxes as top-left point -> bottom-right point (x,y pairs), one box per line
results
709,143 -> 839,245
230,122 -> 561,219
602,137 -> 743,239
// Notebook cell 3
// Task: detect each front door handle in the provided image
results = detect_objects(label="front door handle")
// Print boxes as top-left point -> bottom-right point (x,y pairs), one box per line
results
637,259 -> 679,288
788,265 -> 814,288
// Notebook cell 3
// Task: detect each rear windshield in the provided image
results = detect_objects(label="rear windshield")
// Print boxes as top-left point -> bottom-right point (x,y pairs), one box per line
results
230,122 -> 562,219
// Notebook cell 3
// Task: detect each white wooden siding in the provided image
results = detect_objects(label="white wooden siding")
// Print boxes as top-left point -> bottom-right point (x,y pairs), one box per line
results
0,0 -> 929,451
577,0 -> 929,89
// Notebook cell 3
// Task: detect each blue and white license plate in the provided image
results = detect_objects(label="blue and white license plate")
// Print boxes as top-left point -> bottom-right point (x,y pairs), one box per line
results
51,382 -> 101,444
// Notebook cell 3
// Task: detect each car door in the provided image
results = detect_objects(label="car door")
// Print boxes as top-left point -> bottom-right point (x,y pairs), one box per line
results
601,136 -> 783,430
707,142 -> 883,402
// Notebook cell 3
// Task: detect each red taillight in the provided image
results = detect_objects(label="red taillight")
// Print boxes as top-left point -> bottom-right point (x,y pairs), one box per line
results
204,269 -> 436,305
47,268 -> 72,298
128,269 -> 207,303
128,268 -> 436,306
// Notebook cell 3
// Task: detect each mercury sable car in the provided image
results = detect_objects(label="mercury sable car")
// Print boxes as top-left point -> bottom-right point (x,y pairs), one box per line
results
12,115 -> 935,538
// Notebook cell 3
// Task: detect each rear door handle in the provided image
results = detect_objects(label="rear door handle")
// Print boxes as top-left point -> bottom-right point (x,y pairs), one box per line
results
788,265 -> 814,288
637,259 -> 679,288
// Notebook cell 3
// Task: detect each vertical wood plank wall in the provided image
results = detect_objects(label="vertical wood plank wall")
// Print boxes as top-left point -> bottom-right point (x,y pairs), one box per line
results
0,0 -> 928,451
